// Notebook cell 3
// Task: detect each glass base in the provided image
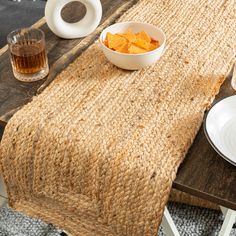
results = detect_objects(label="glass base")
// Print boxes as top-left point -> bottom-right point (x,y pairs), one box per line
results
13,65 -> 49,82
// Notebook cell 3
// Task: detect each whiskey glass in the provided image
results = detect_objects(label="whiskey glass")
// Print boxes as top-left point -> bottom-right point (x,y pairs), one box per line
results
7,28 -> 49,82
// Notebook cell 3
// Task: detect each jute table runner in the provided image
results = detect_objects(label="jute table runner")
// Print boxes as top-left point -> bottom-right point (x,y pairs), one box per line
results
1,0 -> 236,235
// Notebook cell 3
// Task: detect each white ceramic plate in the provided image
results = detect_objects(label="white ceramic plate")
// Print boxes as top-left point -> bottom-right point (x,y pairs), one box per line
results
204,95 -> 236,166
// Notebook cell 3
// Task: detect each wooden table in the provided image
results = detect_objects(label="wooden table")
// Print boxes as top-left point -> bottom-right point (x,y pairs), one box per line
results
0,1 -> 236,234
174,72 -> 236,211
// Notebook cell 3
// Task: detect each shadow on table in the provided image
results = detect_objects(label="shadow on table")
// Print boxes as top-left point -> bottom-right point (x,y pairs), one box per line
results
0,127 -> 3,141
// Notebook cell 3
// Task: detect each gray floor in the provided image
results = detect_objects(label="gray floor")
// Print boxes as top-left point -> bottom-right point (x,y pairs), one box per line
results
0,206 -> 62,236
0,202 -> 234,235
159,203 -> 236,236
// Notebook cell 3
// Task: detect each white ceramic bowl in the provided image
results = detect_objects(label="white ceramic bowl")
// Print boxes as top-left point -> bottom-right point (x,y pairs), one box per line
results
204,95 -> 236,166
99,22 -> 166,70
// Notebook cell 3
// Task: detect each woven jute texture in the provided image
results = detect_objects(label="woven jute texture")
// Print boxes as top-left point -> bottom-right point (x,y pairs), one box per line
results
1,0 -> 236,235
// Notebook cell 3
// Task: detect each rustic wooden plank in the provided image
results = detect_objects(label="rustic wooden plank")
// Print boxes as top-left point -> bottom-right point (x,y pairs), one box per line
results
0,0 -> 138,126
173,70 -> 236,210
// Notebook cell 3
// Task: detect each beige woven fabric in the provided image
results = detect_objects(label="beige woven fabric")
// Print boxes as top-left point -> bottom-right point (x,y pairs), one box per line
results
1,0 -> 236,235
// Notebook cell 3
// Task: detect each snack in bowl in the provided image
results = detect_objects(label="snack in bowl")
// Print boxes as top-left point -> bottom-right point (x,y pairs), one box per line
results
104,30 -> 160,54
99,22 -> 166,70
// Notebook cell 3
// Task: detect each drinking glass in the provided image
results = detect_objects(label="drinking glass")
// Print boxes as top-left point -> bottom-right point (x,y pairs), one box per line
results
7,28 -> 49,82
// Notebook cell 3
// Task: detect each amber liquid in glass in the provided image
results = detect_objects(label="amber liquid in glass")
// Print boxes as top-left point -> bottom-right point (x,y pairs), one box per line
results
10,41 -> 47,74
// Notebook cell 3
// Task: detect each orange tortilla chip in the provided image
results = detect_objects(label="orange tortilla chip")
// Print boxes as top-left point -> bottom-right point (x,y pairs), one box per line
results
128,44 -> 148,54
116,43 -> 129,53
104,30 -> 160,54
136,31 -> 151,43
104,39 -> 109,47
119,30 -> 137,43
149,40 -> 160,51
106,32 -> 127,51
134,38 -> 150,50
